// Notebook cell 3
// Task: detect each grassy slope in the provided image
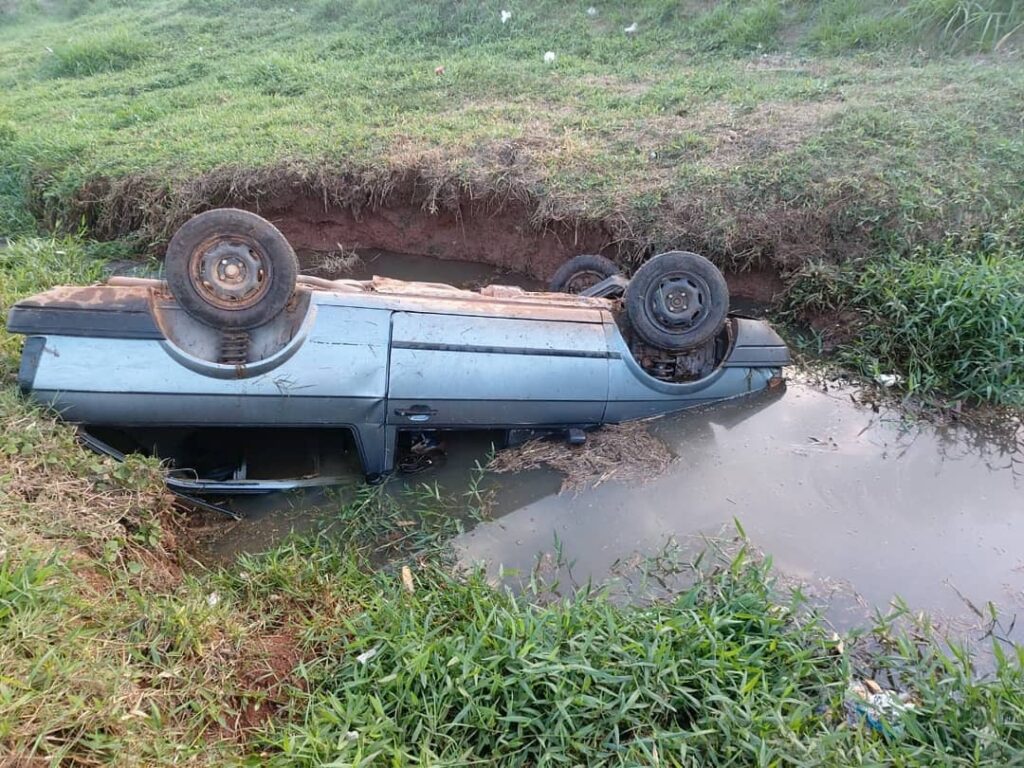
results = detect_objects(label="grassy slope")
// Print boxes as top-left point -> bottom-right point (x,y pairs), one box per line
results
0,0 -> 1021,259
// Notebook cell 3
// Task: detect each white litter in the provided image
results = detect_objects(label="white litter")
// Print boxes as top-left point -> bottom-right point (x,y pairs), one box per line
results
356,646 -> 379,664
586,7 -> 598,17
624,22 -> 638,34
543,51 -> 556,63
874,373 -> 903,388
500,10 -> 512,24
206,592 -> 220,608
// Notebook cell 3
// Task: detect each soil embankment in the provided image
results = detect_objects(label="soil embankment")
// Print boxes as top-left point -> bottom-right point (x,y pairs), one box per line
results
263,193 -> 786,302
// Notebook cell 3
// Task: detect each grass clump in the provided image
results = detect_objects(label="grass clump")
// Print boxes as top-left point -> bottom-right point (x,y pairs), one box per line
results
247,56 -> 310,97
902,0 -> 1024,50
46,29 -> 151,78
804,0 -> 1024,52
263,550 -> 837,765
695,0 -> 786,52
240,539 -> 1024,766
786,232 -> 1024,405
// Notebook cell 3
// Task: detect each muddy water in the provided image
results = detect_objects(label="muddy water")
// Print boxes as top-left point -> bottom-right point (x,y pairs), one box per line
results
198,251 -> 1024,640
200,431 -> 563,563
202,376 -> 1024,639
457,380 -> 1024,636
299,249 -> 545,290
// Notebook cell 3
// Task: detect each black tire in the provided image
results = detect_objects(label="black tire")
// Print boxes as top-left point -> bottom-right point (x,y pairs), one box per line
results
548,254 -> 621,294
165,208 -> 297,330
624,251 -> 728,351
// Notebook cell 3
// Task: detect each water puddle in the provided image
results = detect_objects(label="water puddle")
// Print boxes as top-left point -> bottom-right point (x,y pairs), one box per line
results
457,379 -> 1024,638
298,248 -> 544,290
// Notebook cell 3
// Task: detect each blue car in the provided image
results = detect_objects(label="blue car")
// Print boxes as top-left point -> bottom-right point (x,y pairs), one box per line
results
8,209 -> 789,489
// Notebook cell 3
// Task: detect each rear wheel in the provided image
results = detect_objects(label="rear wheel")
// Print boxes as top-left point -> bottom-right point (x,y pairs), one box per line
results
548,254 -> 621,294
624,251 -> 728,351
165,208 -> 298,330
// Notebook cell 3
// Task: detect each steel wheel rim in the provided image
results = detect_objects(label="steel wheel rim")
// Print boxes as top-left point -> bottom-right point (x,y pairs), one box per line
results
564,270 -> 608,294
189,235 -> 272,310
644,271 -> 709,334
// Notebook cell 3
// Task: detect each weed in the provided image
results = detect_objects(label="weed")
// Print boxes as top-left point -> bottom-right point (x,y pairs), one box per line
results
249,541 -> 1024,766
247,56 -> 309,97
785,232 -> 1024,404
805,1 -> 912,53
45,29 -> 151,78
0,122 -> 15,148
902,0 -> 1024,50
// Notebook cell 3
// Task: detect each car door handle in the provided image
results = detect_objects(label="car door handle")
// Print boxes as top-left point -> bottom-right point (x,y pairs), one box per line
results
394,405 -> 437,422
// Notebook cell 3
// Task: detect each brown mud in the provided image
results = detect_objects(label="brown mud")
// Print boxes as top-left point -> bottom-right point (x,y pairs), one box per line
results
270,194 -> 611,281
277,196 -> 786,301
59,163 -> 849,303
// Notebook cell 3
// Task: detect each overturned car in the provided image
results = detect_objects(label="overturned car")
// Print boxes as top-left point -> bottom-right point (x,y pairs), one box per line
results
7,209 -> 789,489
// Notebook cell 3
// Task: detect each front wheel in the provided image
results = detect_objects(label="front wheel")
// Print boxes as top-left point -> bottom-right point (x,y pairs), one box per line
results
624,251 -> 728,351
164,208 -> 298,330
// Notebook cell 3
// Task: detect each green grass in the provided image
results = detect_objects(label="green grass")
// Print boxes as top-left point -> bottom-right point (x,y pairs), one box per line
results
262,548 -> 843,765
235,539 -> 1024,766
785,230 -> 1024,405
45,28 -> 152,78
0,0 -> 1021,256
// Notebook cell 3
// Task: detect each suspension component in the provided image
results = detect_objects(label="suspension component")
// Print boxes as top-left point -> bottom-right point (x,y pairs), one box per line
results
218,330 -> 250,365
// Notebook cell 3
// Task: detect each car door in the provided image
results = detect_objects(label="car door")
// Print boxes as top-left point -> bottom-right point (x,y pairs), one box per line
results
387,310 -> 609,429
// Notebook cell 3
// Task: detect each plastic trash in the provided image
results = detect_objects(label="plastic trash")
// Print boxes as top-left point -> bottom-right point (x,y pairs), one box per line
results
844,679 -> 915,737
874,373 -> 903,388
544,51 -> 556,63
500,10 -> 512,23
586,6 -> 598,17
624,22 -> 638,34
356,646 -> 380,664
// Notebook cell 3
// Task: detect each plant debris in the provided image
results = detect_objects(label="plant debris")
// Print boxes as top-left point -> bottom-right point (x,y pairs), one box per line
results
489,421 -> 673,492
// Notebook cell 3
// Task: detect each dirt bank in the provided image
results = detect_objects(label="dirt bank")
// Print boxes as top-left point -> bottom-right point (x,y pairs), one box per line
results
61,164 -> 817,303
267,194 -> 786,302
265,193 -> 610,280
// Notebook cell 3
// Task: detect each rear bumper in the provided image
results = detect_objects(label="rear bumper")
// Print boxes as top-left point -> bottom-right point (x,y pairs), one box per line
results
722,317 -> 791,368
